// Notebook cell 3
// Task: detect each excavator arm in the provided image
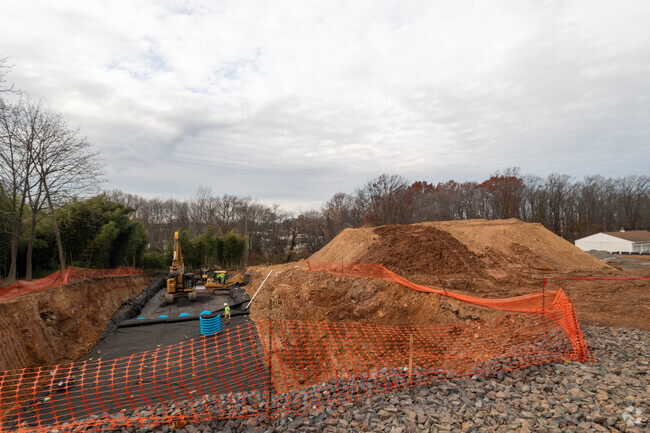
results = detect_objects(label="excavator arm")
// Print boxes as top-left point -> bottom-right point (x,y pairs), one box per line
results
166,231 -> 196,303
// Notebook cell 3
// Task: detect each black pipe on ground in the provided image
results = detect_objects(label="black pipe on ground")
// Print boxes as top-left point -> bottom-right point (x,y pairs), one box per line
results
117,305 -> 250,328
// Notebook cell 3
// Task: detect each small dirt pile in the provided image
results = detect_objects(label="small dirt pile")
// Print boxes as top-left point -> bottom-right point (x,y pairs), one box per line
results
308,227 -> 378,263
359,224 -> 495,292
364,225 -> 486,277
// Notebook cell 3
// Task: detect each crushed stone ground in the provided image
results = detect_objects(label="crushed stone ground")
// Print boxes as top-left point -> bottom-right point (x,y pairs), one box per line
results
121,325 -> 650,433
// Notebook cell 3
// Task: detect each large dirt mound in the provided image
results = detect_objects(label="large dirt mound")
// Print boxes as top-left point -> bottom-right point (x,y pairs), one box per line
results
247,219 -> 644,330
308,219 -> 615,297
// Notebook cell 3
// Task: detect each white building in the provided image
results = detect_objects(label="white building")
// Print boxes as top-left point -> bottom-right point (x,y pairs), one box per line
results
575,230 -> 650,254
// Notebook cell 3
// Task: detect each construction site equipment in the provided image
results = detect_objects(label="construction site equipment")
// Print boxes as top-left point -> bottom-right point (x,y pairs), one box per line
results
205,270 -> 247,294
199,268 -> 210,283
165,231 -> 197,304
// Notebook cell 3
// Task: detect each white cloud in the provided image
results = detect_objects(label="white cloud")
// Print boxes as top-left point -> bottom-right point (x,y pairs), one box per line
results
1,0 -> 649,210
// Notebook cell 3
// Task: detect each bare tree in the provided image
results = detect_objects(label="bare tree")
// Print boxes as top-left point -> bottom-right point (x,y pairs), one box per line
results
0,56 -> 18,105
617,175 -> 649,229
233,196 -> 253,264
0,58 -> 25,284
355,174 -> 411,225
284,210 -> 326,262
457,181 -> 487,219
214,194 -> 239,233
22,103 -> 51,280
189,185 -> 213,235
322,192 -> 360,241
31,106 -> 103,271
0,101 -> 33,284
574,175 -> 608,236
544,174 -> 574,236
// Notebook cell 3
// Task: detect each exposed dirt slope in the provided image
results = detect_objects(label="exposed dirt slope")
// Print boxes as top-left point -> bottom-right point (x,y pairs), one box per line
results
429,219 -> 613,274
308,227 -> 378,263
0,276 -> 151,371
247,261 -> 484,326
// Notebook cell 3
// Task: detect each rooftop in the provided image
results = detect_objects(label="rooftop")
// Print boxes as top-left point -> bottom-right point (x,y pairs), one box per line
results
604,230 -> 650,243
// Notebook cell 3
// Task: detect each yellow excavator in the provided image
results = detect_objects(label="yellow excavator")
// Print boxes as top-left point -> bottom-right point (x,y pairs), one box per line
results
199,268 -> 210,283
165,231 -> 197,304
205,270 -> 248,294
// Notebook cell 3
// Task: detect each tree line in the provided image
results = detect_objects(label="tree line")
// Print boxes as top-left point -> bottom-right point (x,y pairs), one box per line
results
104,169 -> 649,268
326,169 -> 649,240
141,227 -> 247,272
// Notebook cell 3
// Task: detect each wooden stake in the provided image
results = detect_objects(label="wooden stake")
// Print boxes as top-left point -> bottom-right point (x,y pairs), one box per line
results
408,333 -> 414,385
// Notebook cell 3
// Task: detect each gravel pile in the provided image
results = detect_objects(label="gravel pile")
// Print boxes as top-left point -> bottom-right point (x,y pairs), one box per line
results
50,325 -> 649,433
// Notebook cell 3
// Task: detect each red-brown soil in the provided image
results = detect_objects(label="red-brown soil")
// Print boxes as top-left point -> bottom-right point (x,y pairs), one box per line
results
249,219 -> 649,330
0,276 -> 152,371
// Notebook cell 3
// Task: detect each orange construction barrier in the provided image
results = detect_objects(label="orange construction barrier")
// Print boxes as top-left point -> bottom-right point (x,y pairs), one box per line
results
307,261 -> 589,362
0,262 -> 592,432
0,267 -> 143,302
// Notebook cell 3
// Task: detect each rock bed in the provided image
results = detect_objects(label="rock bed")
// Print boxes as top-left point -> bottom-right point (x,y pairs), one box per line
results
43,325 -> 648,433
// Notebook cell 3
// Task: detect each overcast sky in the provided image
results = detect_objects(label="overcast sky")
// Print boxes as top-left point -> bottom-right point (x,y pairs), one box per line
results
1,0 -> 648,211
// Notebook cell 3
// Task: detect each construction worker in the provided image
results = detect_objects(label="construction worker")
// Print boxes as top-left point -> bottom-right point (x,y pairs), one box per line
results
218,271 -> 225,284
224,303 -> 230,324
56,375 -> 75,392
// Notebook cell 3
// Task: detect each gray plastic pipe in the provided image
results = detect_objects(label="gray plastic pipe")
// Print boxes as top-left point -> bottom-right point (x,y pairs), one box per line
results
245,270 -> 272,310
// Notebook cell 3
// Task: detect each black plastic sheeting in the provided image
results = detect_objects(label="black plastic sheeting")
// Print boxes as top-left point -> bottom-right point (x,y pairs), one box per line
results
117,286 -> 251,328
84,280 -> 253,362
95,278 -> 165,341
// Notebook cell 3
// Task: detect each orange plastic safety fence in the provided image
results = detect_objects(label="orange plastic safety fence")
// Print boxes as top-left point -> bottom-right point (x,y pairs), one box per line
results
0,262 -> 592,432
306,261 -> 589,362
0,267 -> 143,302
0,316 -> 591,431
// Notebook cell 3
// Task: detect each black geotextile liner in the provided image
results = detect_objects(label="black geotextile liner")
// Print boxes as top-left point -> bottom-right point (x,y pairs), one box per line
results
117,286 -> 251,328
95,278 -> 165,342
84,281 -> 253,362
6,278 -> 262,430
17,320 -> 268,427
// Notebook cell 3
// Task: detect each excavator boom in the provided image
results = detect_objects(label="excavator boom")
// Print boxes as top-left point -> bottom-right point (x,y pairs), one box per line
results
165,231 -> 195,304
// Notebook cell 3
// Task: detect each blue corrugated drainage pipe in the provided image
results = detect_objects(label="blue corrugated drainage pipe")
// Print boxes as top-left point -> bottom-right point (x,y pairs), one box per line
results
200,314 -> 221,336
